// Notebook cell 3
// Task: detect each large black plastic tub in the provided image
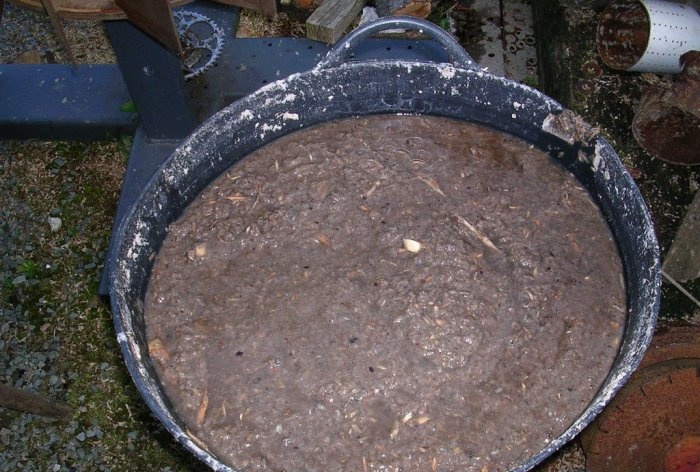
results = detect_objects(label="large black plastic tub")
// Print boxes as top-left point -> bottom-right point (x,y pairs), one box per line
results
109,17 -> 660,472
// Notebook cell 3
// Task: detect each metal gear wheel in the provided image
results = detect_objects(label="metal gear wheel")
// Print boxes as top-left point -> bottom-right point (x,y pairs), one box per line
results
174,10 -> 224,80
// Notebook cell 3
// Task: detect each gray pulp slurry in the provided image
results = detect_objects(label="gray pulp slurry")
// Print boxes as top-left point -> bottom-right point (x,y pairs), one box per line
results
144,115 -> 626,471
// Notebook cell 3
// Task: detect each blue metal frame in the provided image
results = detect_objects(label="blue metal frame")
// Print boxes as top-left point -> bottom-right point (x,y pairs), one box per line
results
0,64 -> 137,140
105,19 -> 197,140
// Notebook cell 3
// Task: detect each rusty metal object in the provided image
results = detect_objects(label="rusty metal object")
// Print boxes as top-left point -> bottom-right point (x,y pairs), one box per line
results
582,59 -> 602,79
640,325 -> 700,369
632,51 -> 700,165
665,435 -> 700,472
576,78 -> 596,96
582,326 -> 700,472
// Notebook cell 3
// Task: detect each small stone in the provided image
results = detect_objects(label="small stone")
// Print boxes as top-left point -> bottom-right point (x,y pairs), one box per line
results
194,243 -> 207,257
12,275 -> 26,286
76,432 -> 86,442
48,217 -> 62,232
403,238 -> 422,253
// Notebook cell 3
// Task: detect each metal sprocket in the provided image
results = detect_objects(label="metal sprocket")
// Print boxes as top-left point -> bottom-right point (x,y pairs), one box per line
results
174,10 -> 224,80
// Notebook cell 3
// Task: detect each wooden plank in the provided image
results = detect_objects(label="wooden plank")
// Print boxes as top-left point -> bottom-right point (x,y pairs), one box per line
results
40,0 -> 76,65
213,0 -> 276,16
0,383 -> 73,419
306,0 -> 366,44
114,0 -> 182,55
663,190 -> 700,282
9,0 -> 192,20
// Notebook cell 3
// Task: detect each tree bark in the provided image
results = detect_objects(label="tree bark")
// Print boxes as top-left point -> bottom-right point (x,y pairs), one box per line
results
0,383 -> 73,419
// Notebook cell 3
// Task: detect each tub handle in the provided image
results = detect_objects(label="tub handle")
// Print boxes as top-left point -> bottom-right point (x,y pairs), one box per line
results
315,16 -> 477,71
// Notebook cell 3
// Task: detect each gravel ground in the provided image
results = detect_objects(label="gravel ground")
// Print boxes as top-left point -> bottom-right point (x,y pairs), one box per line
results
0,3 -> 115,64
0,138 -> 205,471
1,5 -> 203,471
0,3 -> 696,472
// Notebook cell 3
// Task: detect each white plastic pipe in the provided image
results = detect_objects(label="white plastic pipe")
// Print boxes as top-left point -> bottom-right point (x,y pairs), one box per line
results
598,0 -> 700,73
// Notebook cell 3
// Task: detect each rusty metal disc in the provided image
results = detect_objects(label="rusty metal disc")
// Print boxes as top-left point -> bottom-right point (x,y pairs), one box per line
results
640,325 -> 700,369
582,326 -> 700,472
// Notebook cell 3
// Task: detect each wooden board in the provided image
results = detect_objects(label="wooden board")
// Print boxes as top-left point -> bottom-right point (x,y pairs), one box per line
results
8,0 -> 274,19
115,0 -> 182,54
215,0 -> 276,16
8,0 -> 191,19
306,0 -> 365,44
663,190 -> 700,282
41,0 -> 77,63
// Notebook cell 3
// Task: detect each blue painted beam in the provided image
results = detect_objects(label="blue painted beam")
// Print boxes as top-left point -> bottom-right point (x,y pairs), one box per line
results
0,38 -> 449,142
0,64 -> 137,140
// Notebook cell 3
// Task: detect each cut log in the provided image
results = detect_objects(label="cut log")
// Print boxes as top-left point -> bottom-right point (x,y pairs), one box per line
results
306,0 -> 366,44
632,51 -> 700,165
375,0 -> 430,18
663,190 -> 700,283
0,383 -> 73,419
